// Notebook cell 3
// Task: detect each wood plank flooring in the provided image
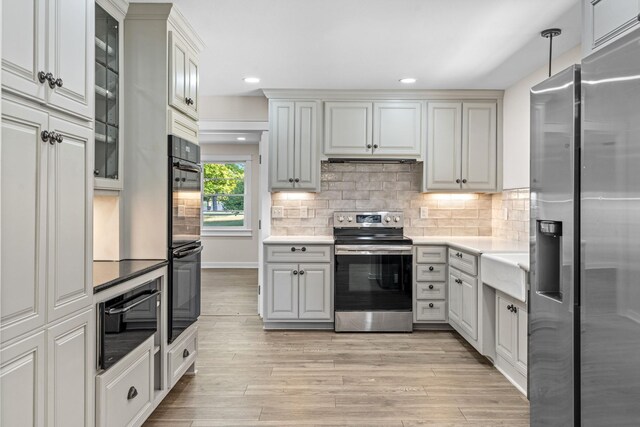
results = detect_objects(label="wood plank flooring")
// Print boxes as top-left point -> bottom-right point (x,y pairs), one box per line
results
145,268 -> 529,426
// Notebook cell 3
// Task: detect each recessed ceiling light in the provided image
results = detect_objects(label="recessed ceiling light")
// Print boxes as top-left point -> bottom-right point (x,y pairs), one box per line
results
243,77 -> 260,84
399,78 -> 417,84
236,137 -> 246,141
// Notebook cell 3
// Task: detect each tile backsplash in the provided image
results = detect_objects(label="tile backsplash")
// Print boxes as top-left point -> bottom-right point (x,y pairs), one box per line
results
491,188 -> 530,242
270,162 -> 493,237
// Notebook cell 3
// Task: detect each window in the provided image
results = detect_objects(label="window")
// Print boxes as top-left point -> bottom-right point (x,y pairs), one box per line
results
202,155 -> 252,236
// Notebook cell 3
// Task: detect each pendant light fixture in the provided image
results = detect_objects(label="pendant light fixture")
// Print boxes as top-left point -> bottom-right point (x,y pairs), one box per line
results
541,28 -> 562,77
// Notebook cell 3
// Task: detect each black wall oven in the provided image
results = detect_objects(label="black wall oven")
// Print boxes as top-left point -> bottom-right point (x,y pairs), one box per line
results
98,280 -> 160,371
168,135 -> 202,343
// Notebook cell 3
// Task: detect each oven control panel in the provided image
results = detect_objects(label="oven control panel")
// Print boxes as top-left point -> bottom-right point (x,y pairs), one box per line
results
334,211 -> 404,228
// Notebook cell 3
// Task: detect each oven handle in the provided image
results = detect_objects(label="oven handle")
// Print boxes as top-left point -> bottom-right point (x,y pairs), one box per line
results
335,245 -> 413,256
105,290 -> 161,315
173,161 -> 202,174
173,244 -> 203,259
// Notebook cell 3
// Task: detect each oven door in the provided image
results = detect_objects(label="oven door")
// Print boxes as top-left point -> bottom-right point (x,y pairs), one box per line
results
171,160 -> 202,248
334,245 -> 412,311
169,242 -> 202,343
98,281 -> 160,371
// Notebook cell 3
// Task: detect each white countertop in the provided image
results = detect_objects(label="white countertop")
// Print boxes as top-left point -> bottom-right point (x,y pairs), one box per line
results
410,236 -> 529,255
263,235 -> 335,244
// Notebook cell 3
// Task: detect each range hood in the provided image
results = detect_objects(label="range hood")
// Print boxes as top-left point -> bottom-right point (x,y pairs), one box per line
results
326,158 -> 417,164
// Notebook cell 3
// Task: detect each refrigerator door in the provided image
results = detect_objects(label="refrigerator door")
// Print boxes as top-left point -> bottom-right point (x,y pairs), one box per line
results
581,30 -> 640,426
529,65 -> 580,427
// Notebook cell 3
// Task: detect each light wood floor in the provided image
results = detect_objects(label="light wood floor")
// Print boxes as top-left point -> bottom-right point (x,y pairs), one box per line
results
145,269 -> 530,426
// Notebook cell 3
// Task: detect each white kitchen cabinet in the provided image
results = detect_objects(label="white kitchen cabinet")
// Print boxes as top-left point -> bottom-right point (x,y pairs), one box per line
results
168,325 -> 198,388
47,309 -> 93,427
448,270 -> 462,325
269,100 -> 320,191
169,31 -> 199,120
583,0 -> 640,55
372,102 -> 422,156
495,291 -> 527,392
324,101 -> 372,155
425,101 -> 497,192
449,262 -> 479,344
266,263 -> 299,320
298,264 -> 332,320
1,100 -> 48,343
2,0 -> 94,120
0,331 -> 46,427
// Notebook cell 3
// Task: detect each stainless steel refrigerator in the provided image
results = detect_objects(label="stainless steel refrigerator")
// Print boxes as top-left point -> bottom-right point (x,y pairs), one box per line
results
530,29 -> 640,426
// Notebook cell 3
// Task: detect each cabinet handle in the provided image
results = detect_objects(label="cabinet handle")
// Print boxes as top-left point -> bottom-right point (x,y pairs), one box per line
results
429,303 -> 434,308
373,144 -> 378,149
292,270 -> 298,275
507,304 -> 513,312
183,349 -> 190,358
290,247 -> 296,252
299,270 -> 305,275
185,97 -> 194,105
512,306 -> 518,314
428,284 -> 434,289
456,179 -> 461,184
38,71 -> 57,88
294,178 -> 300,183
301,247 -> 306,252
54,78 -> 63,88
127,386 -> 138,400
367,144 -> 372,149
288,178 -> 294,183
41,130 -> 51,143
54,133 -> 63,143
462,178 -> 467,184
94,170 -> 100,176
456,279 -> 462,284
428,266 -> 434,271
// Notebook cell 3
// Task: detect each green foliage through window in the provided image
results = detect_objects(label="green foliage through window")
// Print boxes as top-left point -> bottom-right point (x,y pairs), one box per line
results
202,162 -> 246,227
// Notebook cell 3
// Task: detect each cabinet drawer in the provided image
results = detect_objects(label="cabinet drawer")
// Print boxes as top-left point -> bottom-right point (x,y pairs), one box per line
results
266,244 -> 332,263
416,301 -> 447,322
168,326 -> 198,388
168,108 -> 198,144
96,337 -> 154,427
416,264 -> 446,282
448,248 -> 478,276
415,246 -> 447,264
416,282 -> 446,300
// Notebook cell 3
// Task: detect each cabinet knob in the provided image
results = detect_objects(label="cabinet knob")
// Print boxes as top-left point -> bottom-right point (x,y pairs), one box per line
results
38,71 -> 57,88
183,349 -> 190,358
290,247 -> 296,252
288,178 -> 294,183
456,179 -> 461,184
512,306 -> 518,314
301,247 -> 306,252
127,386 -> 138,400
429,303 -> 434,308
292,270 -> 298,275
507,304 -> 513,312
294,178 -> 300,183
41,130 -> 51,143
462,178 -> 467,184
54,78 -> 63,88
428,266 -> 434,271
299,270 -> 305,275
54,133 -> 63,143
367,144 -> 372,149
94,170 -> 100,176
373,144 -> 378,149
428,284 -> 434,289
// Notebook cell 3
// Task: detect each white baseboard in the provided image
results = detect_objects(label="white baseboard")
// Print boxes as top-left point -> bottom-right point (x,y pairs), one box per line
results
202,262 -> 258,269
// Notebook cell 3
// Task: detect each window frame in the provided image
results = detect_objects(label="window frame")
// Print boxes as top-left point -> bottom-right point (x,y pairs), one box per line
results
201,155 -> 252,237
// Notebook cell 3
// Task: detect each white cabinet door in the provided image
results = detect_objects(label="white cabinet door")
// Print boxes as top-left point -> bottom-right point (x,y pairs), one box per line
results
515,300 -> 528,375
168,31 -> 190,116
1,100 -> 48,343
266,264 -> 299,319
1,0 -> 47,102
496,294 -> 515,362
373,102 -> 422,156
269,101 -> 295,190
461,102 -> 497,191
47,309 -> 93,427
459,271 -> 478,340
47,0 -> 93,119
0,331 -> 46,427
448,270 -> 461,325
589,0 -> 640,49
185,53 -> 199,119
293,101 -> 318,191
298,263 -> 331,320
324,101 -> 372,155
426,102 -> 462,190
47,117 -> 91,322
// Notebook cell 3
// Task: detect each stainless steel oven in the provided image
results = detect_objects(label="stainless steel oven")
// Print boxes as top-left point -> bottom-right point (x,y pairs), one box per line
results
333,212 -> 413,332
169,242 -> 202,343
98,280 -> 160,371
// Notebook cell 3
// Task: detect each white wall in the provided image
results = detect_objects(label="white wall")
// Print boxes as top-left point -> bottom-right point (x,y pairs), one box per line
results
200,96 -> 268,121
502,45 -> 582,189
200,143 -> 261,267
93,195 -> 120,260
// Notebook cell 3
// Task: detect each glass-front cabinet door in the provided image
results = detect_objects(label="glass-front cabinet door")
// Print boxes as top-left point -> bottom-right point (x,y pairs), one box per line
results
94,4 -> 123,189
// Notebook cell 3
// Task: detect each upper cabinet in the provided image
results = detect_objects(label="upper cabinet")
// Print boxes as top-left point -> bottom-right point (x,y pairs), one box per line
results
583,0 -> 640,56
425,101 -> 497,192
94,0 -> 128,190
169,31 -> 200,120
270,100 -> 320,191
324,101 -> 422,157
1,0 -> 94,120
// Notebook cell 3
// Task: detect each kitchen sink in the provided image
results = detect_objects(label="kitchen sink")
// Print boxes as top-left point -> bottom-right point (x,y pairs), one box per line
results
480,252 -> 529,302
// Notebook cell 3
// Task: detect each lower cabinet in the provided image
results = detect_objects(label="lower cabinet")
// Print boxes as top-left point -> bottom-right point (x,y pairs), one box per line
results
168,326 -> 198,388
414,245 -> 448,324
265,253 -> 332,322
96,336 -> 155,427
495,291 -> 528,393
448,266 -> 478,341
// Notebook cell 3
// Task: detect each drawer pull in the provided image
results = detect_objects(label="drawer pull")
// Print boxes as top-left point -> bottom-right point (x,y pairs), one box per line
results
291,247 -> 296,252
429,303 -> 434,308
293,270 -> 298,275
301,247 -> 306,252
428,266 -> 434,271
183,349 -> 190,358
428,284 -> 434,289
299,270 -> 305,275
127,386 -> 138,400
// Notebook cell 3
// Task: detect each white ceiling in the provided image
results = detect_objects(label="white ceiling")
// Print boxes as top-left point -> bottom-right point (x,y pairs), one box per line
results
136,0 -> 581,96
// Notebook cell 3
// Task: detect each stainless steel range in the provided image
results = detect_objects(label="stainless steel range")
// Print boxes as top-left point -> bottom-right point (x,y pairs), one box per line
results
333,211 -> 413,332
